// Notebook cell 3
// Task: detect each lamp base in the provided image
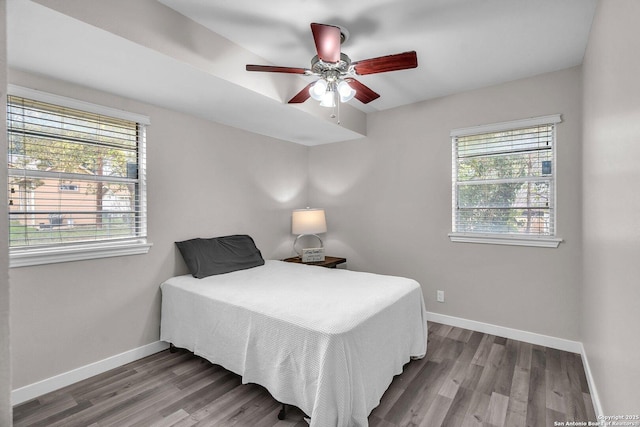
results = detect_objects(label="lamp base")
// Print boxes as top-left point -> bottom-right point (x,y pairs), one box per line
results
293,234 -> 323,258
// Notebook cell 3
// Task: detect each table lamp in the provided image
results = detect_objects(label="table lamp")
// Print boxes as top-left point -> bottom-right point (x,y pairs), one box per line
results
292,208 -> 327,260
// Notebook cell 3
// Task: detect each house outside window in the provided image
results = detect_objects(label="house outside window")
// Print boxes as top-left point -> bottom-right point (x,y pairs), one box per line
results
449,115 -> 563,248
7,86 -> 152,266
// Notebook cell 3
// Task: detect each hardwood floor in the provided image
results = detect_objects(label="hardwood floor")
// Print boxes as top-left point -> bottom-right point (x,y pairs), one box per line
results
13,322 -> 596,427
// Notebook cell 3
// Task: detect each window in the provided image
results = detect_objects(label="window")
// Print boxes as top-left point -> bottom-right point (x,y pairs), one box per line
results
59,184 -> 79,192
7,86 -> 151,266
449,115 -> 563,248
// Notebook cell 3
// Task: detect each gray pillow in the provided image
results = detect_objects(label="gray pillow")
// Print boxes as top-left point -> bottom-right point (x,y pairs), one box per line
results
175,234 -> 265,278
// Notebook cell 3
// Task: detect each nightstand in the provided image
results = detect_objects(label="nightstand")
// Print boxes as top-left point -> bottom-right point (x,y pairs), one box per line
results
281,256 -> 346,269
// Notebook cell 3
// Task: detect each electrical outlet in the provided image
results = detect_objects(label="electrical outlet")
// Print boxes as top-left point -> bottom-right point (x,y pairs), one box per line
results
436,290 -> 445,303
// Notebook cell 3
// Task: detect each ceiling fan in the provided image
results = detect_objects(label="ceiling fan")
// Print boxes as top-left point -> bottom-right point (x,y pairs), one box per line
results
246,23 -> 418,108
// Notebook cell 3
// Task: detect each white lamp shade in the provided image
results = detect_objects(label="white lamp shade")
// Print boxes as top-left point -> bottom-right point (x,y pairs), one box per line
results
337,80 -> 356,102
319,90 -> 336,108
292,208 -> 327,235
309,79 -> 328,101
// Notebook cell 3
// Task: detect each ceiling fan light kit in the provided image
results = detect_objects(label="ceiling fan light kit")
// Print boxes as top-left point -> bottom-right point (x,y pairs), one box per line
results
246,23 -> 418,114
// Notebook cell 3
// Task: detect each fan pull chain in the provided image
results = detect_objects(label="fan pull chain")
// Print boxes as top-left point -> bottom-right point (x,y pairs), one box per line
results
332,91 -> 341,125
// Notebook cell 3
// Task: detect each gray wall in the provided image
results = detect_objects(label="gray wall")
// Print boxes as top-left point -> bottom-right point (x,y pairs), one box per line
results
9,70 -> 309,389
309,66 -> 583,341
582,0 -> 640,413
0,0 -> 10,423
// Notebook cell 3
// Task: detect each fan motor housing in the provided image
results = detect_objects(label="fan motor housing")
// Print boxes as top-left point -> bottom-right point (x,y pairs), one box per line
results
311,53 -> 352,79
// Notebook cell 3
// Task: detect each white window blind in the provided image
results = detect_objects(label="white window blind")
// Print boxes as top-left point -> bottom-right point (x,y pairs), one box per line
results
450,115 -> 562,247
7,89 -> 149,261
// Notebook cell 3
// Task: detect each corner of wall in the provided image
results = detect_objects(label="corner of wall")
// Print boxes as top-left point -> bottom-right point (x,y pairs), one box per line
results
580,0 -> 640,413
0,0 -> 12,423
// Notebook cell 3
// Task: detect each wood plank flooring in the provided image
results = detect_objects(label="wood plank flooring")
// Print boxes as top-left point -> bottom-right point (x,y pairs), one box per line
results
13,322 -> 596,427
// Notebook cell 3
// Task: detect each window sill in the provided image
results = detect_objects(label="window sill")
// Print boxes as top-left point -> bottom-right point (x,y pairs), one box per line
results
9,240 -> 153,268
448,233 -> 562,248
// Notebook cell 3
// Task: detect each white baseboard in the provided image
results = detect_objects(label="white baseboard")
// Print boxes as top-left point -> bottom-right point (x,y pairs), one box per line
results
11,340 -> 169,406
578,343 -> 604,418
426,311 -> 582,353
426,311 -> 603,416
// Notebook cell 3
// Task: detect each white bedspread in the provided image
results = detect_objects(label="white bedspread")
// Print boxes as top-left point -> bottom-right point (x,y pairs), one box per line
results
160,260 -> 427,427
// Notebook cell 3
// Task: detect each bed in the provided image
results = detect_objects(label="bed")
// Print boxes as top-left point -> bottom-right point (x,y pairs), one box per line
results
161,236 -> 427,427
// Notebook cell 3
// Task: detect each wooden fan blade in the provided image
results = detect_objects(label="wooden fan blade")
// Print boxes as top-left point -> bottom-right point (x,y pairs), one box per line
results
352,51 -> 418,75
311,23 -> 341,63
345,78 -> 380,104
288,83 -> 314,104
246,64 -> 308,74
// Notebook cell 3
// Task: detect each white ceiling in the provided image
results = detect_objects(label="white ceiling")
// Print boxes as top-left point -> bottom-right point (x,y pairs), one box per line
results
8,0 -> 597,145
159,0 -> 597,113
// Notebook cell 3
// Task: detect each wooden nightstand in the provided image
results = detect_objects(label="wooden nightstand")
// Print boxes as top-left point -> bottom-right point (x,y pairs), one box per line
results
281,256 -> 346,269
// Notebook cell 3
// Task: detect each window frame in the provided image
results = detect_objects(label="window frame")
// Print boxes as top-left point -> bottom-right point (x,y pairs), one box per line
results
448,114 -> 563,248
7,85 -> 152,267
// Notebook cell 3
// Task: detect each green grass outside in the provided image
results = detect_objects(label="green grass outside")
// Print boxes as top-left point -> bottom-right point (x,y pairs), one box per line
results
9,219 -> 135,247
